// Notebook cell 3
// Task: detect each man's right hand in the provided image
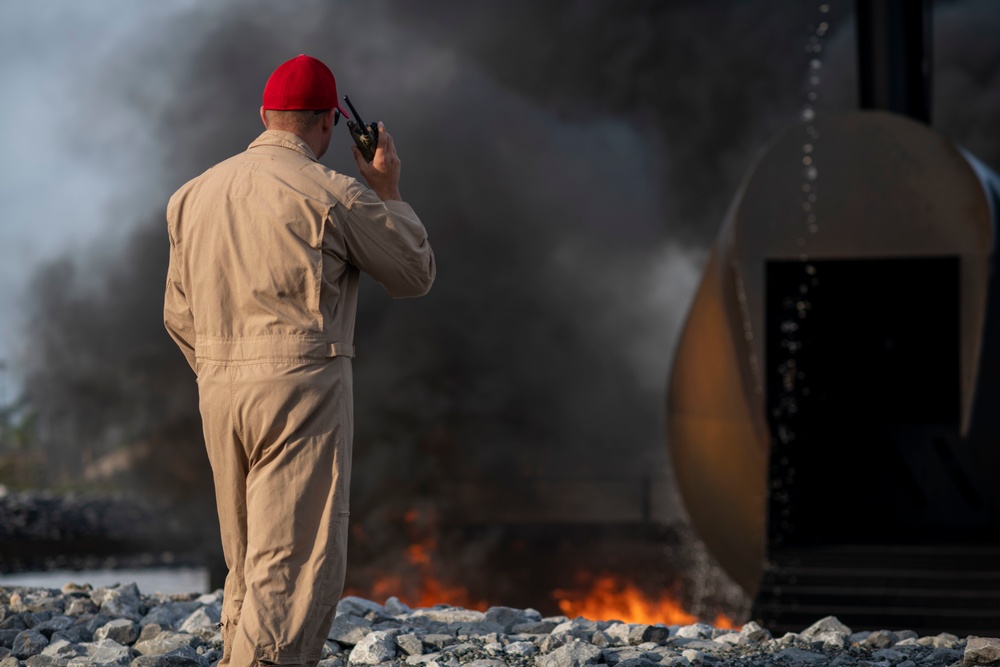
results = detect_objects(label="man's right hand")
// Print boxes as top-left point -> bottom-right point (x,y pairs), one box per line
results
352,121 -> 402,202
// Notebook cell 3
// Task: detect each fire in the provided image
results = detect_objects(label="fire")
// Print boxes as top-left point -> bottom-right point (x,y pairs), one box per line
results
345,508 -> 488,611
349,511 -> 738,631
554,574 -> 738,630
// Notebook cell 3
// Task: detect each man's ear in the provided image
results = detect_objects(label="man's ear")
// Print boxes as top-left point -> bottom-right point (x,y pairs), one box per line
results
259,106 -> 268,129
321,109 -> 335,133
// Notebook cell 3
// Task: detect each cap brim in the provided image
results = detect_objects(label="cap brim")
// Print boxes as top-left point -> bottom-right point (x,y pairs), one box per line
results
336,102 -> 350,120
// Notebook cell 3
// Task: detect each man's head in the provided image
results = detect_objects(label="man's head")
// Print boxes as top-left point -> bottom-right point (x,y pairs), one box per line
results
259,54 -> 350,158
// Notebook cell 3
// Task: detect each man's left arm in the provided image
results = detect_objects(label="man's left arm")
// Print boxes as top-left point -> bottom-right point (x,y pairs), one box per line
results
163,224 -> 198,374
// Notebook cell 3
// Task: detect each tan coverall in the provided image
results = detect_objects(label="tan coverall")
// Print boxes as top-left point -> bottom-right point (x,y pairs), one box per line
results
163,129 -> 435,666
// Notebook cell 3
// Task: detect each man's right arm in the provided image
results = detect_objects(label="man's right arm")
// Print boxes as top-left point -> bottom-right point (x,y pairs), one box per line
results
344,121 -> 436,297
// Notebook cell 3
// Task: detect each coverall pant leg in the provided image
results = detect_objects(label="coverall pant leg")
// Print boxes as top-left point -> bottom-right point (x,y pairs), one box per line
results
197,358 -> 353,667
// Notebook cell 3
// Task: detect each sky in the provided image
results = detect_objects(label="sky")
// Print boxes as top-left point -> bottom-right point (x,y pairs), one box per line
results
0,2 -> 203,398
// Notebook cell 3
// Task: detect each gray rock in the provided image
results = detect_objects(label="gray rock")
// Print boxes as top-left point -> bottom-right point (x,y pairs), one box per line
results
328,615 -> 373,646
0,657 -> 19,667
91,586 -> 143,624
395,634 -> 422,657
680,649 -> 703,665
965,636 -> 1000,665
540,633 -> 569,653
336,598 -> 388,620
133,632 -> 199,656
538,640 -> 602,667
483,607 -> 529,633
131,645 -> 209,667
614,659 -> 660,667
739,622 -> 772,644
69,639 -> 132,667
772,647 -> 828,665
137,625 -> 163,643
872,648 -> 906,663
927,648 -> 965,666
47,631 -> 83,646
139,604 -> 197,630
318,659 -> 345,667
675,624 -> 714,640
94,620 -> 139,646
0,617 -> 27,632
12,632 -> 49,660
0,630 -> 23,649
421,636 -> 454,651
32,617 -> 73,639
602,623 -> 632,646
504,641 -> 535,657
642,625 -> 671,645
25,656 -> 64,667
83,615 -> 116,642
591,631 -> 610,648
177,608 -> 220,636
510,621 -> 558,635
863,630 -> 897,649
465,661 -> 505,667
384,598 -> 411,617
348,631 -> 396,665
800,616 -> 851,650
39,639 -> 83,660
321,641 -> 342,658
406,609 -> 484,625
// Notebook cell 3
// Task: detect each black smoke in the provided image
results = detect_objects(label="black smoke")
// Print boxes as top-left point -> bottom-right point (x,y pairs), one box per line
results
19,0 -> 1000,616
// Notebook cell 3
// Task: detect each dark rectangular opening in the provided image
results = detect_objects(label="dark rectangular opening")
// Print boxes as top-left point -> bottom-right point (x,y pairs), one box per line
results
765,257 -> 973,546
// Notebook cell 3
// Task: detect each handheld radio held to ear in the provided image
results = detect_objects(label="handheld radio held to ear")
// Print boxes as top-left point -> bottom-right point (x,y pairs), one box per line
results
344,95 -> 379,163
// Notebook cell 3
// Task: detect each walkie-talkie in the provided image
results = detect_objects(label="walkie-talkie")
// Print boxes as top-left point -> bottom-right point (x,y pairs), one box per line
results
343,95 -> 379,163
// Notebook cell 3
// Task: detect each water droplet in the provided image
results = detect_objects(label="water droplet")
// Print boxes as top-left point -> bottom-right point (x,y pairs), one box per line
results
802,183 -> 812,192
810,59 -> 822,70
819,21 -> 829,31
809,224 -> 819,233
805,165 -> 818,180
813,44 -> 823,54
803,156 -> 813,165
807,126 -> 820,139
798,253 -> 810,262
803,143 -> 814,153
802,202 -> 812,211
820,3 -> 830,13
810,75 -> 821,86
801,107 -> 816,122
805,265 -> 816,275
807,193 -> 817,202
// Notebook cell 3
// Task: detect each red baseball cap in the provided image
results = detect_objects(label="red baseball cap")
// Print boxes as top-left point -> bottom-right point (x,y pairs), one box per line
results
262,54 -> 350,117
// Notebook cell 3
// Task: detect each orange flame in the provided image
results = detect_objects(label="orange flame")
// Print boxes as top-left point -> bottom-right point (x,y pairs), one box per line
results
345,509 -> 487,611
349,512 -> 737,630
554,574 -> 738,630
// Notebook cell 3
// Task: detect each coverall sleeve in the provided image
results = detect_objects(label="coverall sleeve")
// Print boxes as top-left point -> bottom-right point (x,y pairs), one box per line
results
163,227 -> 198,374
339,190 -> 436,298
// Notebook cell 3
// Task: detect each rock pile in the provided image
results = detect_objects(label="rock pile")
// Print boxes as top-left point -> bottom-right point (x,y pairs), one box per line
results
1,583 -> 998,667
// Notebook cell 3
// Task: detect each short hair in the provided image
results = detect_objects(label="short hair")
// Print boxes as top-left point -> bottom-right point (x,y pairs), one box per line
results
264,109 -> 330,134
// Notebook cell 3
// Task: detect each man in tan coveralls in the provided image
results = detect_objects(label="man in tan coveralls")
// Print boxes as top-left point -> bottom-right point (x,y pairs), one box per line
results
163,54 -> 436,666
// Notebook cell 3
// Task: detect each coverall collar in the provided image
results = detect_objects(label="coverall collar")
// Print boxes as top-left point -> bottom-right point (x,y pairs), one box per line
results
249,129 -> 319,162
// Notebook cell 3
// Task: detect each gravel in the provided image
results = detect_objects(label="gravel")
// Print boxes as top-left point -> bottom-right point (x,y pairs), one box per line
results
0,584 -> 996,667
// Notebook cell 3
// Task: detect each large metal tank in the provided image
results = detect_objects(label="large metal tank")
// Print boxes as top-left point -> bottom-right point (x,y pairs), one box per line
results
667,109 -> 1000,634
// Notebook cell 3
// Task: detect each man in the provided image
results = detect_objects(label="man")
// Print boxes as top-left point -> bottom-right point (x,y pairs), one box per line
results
163,54 -> 435,666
